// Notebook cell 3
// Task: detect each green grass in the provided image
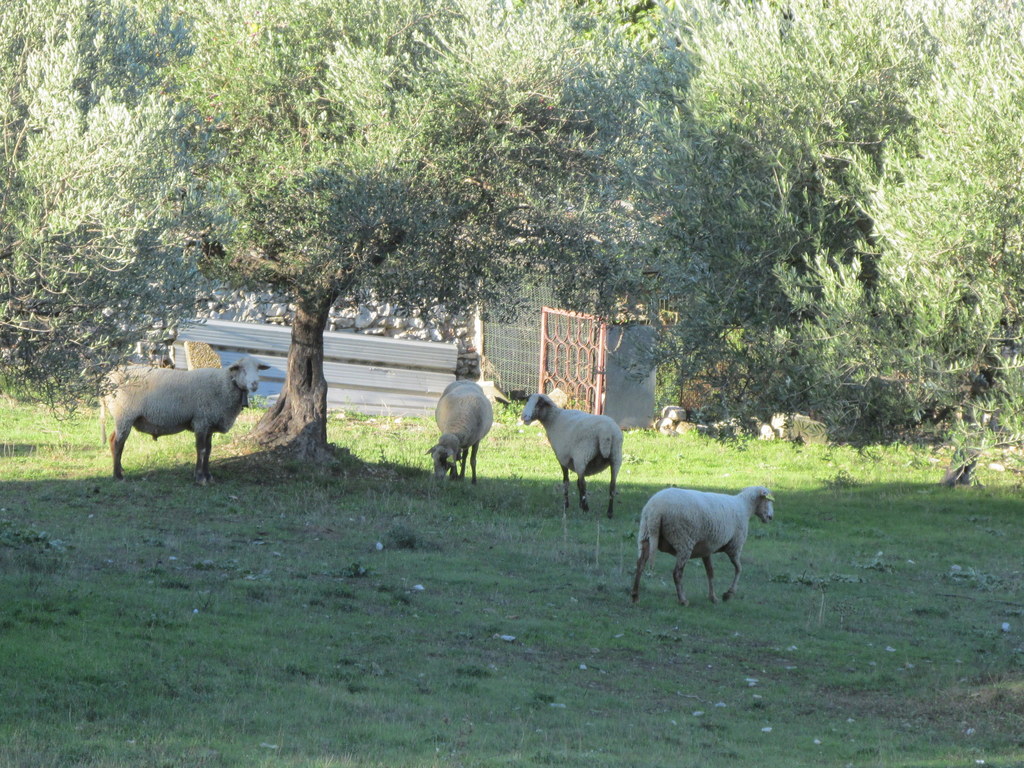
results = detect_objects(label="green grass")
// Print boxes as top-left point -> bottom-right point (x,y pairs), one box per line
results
1,396 -> 1022,767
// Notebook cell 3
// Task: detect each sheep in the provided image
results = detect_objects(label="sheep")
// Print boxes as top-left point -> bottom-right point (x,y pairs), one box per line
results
631,485 -> 774,606
427,380 -> 494,483
520,392 -> 623,518
101,355 -> 269,484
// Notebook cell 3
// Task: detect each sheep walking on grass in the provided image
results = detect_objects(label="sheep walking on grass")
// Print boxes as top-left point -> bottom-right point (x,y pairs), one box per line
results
101,355 -> 268,485
427,380 -> 494,483
631,486 -> 774,605
521,393 -> 623,518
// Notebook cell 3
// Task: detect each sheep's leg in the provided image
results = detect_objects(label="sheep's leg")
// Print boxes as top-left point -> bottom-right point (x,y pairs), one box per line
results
672,554 -> 689,606
561,466 -> 571,511
702,556 -> 719,604
631,538 -> 651,603
576,475 -> 589,512
605,463 -> 618,518
456,448 -> 468,481
468,443 -> 479,485
194,430 -> 213,485
110,428 -> 129,480
722,550 -> 741,601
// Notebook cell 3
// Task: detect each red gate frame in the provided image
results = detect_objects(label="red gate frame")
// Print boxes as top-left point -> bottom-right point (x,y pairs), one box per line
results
538,307 -> 608,415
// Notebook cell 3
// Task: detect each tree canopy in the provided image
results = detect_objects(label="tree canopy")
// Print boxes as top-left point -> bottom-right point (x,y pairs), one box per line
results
645,0 -> 1024,440
0,0 -> 214,406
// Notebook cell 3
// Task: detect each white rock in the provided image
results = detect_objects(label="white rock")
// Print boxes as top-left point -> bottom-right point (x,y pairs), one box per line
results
354,307 -> 378,329
657,417 -> 677,435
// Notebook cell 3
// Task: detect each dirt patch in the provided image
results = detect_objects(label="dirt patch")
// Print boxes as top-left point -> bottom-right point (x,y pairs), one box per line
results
214,442 -> 368,483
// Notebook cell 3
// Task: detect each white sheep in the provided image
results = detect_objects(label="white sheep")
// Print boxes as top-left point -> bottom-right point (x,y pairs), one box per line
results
101,355 -> 269,484
521,392 -> 624,518
427,380 -> 494,483
631,485 -> 774,605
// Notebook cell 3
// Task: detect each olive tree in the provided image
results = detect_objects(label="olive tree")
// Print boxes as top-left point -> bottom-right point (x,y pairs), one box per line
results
0,0 -> 213,406
174,0 -> 649,460
646,0 -> 1024,440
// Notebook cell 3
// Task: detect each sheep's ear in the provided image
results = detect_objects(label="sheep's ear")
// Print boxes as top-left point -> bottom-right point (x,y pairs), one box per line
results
761,490 -> 774,501
257,363 -> 270,371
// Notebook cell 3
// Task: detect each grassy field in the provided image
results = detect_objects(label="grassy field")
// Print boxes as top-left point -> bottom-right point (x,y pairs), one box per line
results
1,396 -> 1022,768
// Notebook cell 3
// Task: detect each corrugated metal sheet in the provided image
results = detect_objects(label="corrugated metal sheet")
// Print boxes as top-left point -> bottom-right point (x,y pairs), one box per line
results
173,319 -> 457,417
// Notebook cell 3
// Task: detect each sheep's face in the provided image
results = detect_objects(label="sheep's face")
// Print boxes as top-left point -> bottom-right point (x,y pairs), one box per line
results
521,393 -> 552,425
755,488 -> 775,523
228,356 -> 270,393
427,445 -> 458,479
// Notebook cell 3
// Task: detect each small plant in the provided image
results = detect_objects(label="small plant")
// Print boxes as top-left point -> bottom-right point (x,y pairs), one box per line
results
493,401 -> 526,426
0,520 -> 67,552
621,452 -> 647,465
386,523 -> 420,550
944,564 -> 1003,591
854,551 -> 895,573
337,562 -> 369,578
824,469 -> 859,490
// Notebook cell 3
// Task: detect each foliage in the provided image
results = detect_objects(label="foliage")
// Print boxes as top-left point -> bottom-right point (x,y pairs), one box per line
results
646,0 -> 1024,439
0,519 -> 68,553
0,0 -> 216,407
171,0 -> 650,317
1,400 -> 1023,766
944,363 -> 1024,485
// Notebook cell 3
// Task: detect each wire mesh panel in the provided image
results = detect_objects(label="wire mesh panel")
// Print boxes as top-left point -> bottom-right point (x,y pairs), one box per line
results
539,307 -> 607,414
481,283 -> 555,396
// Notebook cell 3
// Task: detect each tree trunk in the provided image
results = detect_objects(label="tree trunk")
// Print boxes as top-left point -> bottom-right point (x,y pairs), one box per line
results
248,295 -> 335,462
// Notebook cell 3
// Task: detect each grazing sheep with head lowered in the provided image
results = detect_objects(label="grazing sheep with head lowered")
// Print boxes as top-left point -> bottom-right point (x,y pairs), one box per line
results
631,485 -> 774,605
521,392 -> 623,518
427,380 -> 494,483
101,355 -> 269,485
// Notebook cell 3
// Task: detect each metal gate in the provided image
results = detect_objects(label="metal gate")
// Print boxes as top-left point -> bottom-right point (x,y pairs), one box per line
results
539,307 -> 608,414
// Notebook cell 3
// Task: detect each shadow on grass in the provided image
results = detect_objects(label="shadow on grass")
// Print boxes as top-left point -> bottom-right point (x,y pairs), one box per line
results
0,443 -> 39,458
4,435 -> 1019,522
4,432 -> 1024,768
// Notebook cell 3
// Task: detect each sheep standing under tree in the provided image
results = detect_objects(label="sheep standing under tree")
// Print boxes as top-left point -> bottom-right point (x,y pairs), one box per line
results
101,355 -> 268,484
427,380 -> 494,483
521,392 -> 623,518
631,486 -> 774,605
